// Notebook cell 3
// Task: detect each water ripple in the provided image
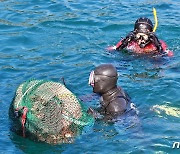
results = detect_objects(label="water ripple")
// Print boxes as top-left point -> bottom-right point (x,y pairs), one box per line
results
0,0 -> 179,153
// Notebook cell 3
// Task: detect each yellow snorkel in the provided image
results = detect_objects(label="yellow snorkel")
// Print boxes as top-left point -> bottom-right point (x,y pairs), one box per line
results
153,8 -> 158,32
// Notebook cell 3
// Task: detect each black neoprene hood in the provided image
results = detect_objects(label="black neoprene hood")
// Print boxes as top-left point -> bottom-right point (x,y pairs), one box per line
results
93,64 -> 118,94
94,64 -> 117,77
134,17 -> 153,33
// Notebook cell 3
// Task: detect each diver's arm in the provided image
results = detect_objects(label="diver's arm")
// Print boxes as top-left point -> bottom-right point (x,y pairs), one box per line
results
107,31 -> 135,51
116,31 -> 135,50
149,33 -> 174,56
149,32 -> 164,53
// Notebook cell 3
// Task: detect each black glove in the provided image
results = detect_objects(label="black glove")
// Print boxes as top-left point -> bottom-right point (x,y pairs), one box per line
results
117,31 -> 135,50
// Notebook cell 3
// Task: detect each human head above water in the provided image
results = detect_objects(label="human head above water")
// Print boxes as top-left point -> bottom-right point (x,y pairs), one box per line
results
89,64 -> 118,94
134,17 -> 153,34
134,17 -> 154,48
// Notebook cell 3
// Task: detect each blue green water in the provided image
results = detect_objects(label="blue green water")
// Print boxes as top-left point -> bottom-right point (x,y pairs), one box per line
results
0,0 -> 179,153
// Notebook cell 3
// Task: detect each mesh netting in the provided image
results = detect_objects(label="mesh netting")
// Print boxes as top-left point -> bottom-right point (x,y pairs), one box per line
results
10,79 -> 94,144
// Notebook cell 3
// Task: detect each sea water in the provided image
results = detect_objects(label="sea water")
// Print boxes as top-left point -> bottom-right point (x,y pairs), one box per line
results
0,0 -> 179,153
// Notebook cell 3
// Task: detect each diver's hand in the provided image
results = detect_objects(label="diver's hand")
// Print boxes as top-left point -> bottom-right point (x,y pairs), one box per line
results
149,32 -> 158,42
106,46 -> 117,51
117,31 -> 135,50
87,107 -> 101,119
165,50 -> 174,57
87,107 -> 94,115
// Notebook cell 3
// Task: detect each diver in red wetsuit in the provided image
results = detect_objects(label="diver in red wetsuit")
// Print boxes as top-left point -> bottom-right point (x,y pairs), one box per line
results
108,17 -> 173,57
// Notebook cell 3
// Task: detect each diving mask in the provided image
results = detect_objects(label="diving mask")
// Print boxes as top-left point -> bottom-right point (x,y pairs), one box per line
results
88,71 -> 95,87
135,32 -> 150,48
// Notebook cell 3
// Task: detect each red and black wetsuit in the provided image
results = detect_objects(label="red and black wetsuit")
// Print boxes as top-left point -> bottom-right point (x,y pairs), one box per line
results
115,39 -> 173,57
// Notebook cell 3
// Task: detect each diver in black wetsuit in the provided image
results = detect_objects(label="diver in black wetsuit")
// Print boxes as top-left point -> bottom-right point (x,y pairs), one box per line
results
88,64 -> 137,121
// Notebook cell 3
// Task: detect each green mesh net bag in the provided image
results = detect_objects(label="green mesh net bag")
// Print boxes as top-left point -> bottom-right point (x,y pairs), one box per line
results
9,79 -> 94,144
